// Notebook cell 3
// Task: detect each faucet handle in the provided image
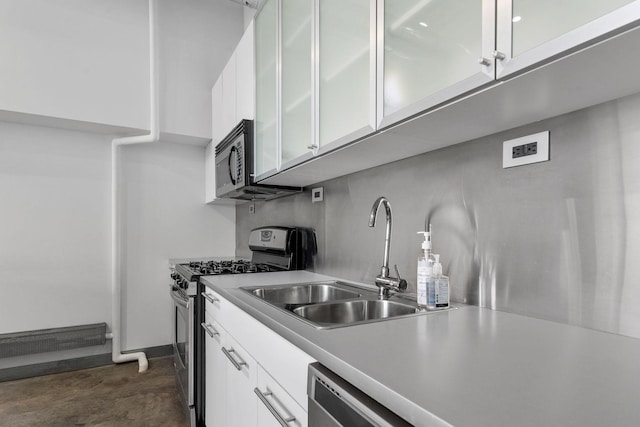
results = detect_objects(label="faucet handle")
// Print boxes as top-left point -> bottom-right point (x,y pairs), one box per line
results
394,264 -> 402,279
394,265 -> 408,291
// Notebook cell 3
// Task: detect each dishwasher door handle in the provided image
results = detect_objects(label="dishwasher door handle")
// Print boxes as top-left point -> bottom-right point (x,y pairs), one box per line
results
254,387 -> 296,426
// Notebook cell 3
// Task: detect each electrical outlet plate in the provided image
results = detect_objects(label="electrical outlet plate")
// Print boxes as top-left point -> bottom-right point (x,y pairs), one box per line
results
503,131 -> 550,168
248,203 -> 255,214
311,187 -> 324,203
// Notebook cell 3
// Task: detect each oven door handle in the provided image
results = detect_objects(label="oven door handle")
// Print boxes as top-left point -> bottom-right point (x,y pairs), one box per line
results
170,289 -> 189,309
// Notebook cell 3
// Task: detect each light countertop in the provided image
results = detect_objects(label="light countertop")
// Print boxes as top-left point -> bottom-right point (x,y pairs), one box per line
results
201,271 -> 640,427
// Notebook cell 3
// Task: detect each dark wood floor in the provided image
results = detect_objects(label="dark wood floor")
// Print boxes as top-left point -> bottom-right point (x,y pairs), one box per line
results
0,356 -> 189,427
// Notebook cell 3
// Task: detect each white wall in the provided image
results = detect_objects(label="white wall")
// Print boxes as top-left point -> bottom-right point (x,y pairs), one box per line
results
159,0 -> 245,138
0,121 -> 235,367
0,0 -> 244,138
119,141 -> 235,350
0,122 -> 112,335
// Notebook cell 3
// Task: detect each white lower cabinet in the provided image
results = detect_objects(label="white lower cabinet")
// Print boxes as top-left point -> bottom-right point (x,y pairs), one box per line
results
203,316 -> 226,427
204,288 -> 315,426
223,333 -> 258,426
256,366 -> 307,427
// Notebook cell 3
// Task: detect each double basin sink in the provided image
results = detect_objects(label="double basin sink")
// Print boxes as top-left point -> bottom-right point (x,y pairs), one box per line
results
241,281 -> 452,329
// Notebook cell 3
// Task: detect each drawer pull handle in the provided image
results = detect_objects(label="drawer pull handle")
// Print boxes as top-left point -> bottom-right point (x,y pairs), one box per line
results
202,293 -> 219,304
200,322 -> 219,338
254,387 -> 296,426
221,347 -> 247,371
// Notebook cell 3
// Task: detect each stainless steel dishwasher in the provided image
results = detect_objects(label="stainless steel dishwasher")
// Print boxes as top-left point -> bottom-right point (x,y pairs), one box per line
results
308,363 -> 412,427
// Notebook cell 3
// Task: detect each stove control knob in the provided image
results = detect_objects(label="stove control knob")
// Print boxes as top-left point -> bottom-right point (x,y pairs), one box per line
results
179,279 -> 188,289
171,272 -> 178,280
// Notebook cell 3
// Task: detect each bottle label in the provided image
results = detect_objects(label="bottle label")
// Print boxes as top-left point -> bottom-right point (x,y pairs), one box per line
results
417,266 -> 428,306
435,277 -> 450,308
427,278 -> 436,308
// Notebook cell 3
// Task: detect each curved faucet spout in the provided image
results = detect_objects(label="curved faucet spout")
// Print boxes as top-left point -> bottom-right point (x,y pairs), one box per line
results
369,196 -> 392,280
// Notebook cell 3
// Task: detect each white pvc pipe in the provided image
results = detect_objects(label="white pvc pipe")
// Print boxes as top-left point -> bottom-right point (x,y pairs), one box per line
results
110,0 -> 160,373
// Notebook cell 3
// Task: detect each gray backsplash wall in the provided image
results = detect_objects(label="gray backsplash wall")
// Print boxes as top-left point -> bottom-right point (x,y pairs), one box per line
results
237,92 -> 640,340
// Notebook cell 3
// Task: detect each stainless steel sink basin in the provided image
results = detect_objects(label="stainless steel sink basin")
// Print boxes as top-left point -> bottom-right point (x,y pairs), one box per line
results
241,281 -> 455,329
293,300 -> 419,326
244,282 -> 361,310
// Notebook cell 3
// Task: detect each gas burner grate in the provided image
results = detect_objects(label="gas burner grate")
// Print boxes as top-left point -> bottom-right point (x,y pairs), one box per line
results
181,260 -> 280,277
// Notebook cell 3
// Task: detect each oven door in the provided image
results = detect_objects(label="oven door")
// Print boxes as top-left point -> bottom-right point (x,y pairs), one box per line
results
215,134 -> 245,198
170,287 -> 194,408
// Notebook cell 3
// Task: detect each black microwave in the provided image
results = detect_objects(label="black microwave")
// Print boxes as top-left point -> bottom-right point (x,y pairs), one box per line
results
214,120 -> 301,201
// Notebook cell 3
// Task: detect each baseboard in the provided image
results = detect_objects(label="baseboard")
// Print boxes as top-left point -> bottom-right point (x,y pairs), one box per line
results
0,344 -> 173,382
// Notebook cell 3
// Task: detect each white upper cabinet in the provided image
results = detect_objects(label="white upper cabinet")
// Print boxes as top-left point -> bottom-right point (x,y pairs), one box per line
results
256,0 -> 640,187
222,55 -> 238,135
236,21 -> 256,122
317,0 -> 377,154
496,0 -> 640,77
206,22 -> 255,204
281,0 -> 314,169
255,0 -> 279,179
213,21 -> 256,147
206,77 -> 224,204
378,0 -> 495,128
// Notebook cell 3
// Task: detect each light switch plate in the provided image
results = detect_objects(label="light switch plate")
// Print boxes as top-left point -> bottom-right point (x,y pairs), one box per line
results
311,187 -> 324,203
503,131 -> 550,168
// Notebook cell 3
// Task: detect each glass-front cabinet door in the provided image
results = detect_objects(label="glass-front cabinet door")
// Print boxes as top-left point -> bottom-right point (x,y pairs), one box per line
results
317,0 -> 376,155
255,0 -> 278,179
378,0 -> 495,128
280,0 -> 314,169
496,0 -> 640,77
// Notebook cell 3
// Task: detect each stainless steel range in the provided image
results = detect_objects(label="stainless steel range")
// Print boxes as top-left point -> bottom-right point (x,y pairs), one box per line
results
169,226 -> 316,427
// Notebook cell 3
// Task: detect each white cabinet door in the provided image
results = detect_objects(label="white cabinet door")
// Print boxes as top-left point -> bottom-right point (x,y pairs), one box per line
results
378,0 -> 495,128
255,0 -> 279,179
256,366 -> 307,427
496,0 -> 640,77
280,0 -> 314,169
317,0 -> 376,155
211,76 -> 224,146
222,56 -> 237,135
203,317 -> 227,427
236,21 -> 255,121
222,333 -> 258,427
204,141 -> 216,203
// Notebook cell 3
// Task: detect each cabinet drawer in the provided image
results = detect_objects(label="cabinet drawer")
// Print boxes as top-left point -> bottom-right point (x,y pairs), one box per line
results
219,296 -> 315,410
203,318 -> 226,427
222,333 -> 258,427
202,288 -> 225,319
201,313 -> 223,345
256,366 -> 307,427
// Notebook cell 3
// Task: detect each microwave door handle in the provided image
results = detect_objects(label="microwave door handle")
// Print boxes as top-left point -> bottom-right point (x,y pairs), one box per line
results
228,146 -> 237,185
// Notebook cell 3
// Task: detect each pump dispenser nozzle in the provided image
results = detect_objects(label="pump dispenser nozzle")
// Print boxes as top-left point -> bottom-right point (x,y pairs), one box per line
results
417,224 -> 433,251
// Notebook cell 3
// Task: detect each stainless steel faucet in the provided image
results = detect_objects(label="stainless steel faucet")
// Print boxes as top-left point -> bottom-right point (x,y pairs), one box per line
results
368,197 -> 407,297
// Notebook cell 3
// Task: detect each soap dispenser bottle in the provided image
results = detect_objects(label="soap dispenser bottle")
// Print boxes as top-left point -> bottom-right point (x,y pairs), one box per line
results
431,254 -> 450,310
416,226 -> 435,308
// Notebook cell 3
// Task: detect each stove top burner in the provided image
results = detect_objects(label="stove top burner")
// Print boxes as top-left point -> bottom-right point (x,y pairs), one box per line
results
181,259 -> 279,278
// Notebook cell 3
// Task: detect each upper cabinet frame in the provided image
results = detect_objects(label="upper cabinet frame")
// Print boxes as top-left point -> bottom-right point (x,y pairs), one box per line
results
496,0 -> 640,78
376,0 -> 496,130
